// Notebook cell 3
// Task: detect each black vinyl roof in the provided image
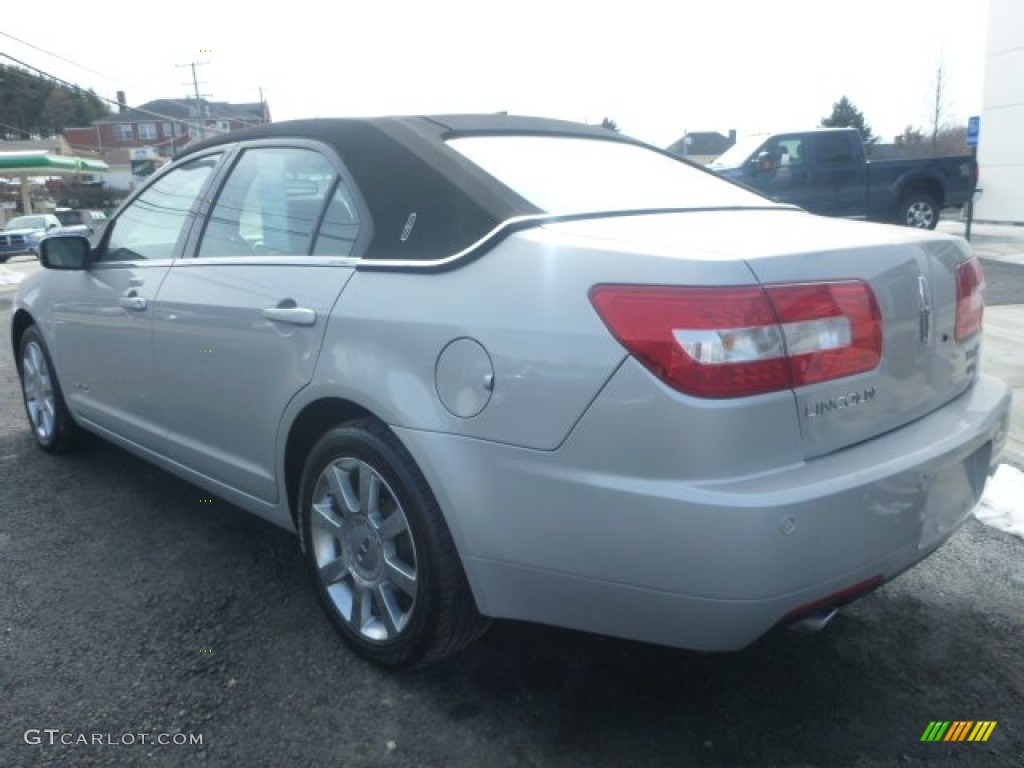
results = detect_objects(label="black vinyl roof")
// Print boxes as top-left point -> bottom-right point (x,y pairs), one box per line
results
181,115 -> 643,261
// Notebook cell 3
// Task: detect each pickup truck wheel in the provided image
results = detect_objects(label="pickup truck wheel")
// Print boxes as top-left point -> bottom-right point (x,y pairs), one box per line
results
899,192 -> 939,229
298,418 -> 488,667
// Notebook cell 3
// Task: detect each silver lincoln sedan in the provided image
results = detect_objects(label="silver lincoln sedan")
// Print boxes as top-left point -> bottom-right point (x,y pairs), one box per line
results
12,115 -> 1011,667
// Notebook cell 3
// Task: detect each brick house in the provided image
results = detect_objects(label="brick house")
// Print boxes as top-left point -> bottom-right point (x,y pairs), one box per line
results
63,94 -> 271,159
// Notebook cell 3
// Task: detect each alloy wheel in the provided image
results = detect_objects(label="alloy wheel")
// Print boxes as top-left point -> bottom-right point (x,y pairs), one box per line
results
22,340 -> 57,442
906,201 -> 936,228
309,458 -> 419,642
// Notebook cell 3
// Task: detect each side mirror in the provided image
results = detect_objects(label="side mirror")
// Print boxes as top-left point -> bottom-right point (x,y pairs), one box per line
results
756,151 -> 776,173
40,235 -> 91,270
47,223 -> 60,231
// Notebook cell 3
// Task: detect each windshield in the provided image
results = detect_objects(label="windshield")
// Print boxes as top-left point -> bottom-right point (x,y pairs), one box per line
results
5,216 -> 47,230
448,136 -> 771,215
709,135 -> 771,169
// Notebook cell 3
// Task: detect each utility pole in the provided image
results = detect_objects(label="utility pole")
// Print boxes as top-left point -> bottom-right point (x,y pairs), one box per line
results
177,60 -> 211,141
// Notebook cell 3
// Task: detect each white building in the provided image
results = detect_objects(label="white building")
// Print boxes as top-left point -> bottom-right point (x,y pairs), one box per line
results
976,0 -> 1024,223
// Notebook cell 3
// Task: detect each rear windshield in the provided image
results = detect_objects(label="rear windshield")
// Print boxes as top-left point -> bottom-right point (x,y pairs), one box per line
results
447,135 -> 770,215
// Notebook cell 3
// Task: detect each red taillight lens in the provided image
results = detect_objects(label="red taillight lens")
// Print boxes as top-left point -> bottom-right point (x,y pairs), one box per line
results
955,257 -> 985,341
764,282 -> 882,386
589,281 -> 882,399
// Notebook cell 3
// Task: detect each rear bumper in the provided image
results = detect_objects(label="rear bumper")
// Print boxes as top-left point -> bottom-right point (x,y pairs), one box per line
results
395,372 -> 1011,651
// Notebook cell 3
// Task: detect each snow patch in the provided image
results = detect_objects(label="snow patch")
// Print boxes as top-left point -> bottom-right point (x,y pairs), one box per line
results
0,268 -> 25,287
976,464 -> 1024,540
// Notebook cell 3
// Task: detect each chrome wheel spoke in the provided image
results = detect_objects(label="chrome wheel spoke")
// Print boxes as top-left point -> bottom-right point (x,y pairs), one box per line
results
375,508 -> 409,542
359,465 -> 381,516
383,558 -> 417,598
353,585 -> 373,629
326,463 -> 359,516
374,584 -> 402,636
319,555 -> 349,585
311,499 -> 345,532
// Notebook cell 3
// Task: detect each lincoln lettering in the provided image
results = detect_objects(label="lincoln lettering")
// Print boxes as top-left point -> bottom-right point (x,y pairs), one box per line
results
804,387 -> 877,419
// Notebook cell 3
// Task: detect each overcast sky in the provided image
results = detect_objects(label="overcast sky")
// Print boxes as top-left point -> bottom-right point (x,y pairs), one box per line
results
2,0 -> 989,147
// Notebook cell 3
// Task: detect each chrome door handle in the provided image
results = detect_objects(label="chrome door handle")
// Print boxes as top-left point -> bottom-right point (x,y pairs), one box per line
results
120,293 -> 148,311
262,306 -> 317,326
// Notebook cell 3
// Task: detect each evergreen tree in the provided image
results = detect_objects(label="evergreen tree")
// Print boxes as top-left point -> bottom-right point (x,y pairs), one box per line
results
820,96 -> 876,145
0,64 -> 109,138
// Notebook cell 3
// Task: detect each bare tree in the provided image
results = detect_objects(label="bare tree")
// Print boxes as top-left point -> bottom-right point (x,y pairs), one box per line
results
930,59 -> 948,150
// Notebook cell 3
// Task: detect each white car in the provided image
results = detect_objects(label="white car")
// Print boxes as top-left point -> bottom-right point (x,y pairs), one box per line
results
13,115 -> 1012,667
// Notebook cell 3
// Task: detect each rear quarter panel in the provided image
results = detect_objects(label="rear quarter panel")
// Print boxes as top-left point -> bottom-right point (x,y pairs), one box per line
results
307,225 -> 760,450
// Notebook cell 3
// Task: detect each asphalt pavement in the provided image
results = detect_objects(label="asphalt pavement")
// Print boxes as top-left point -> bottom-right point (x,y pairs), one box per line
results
1,318 -> 1023,768
2,223 -> 1023,767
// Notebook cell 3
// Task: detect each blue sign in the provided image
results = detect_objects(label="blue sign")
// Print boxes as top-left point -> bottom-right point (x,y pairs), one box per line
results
967,116 -> 980,147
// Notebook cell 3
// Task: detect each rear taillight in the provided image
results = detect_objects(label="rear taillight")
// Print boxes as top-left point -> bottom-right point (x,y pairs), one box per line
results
955,257 -> 985,341
589,281 -> 882,399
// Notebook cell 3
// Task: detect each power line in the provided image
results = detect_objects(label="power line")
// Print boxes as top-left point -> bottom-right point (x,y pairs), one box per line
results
2,30 -> 270,130
0,52 -> 265,136
0,30 -> 149,92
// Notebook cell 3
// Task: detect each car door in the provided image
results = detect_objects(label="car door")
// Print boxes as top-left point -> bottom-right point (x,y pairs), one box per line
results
54,152 -> 224,451
808,132 -> 868,216
152,142 -> 366,503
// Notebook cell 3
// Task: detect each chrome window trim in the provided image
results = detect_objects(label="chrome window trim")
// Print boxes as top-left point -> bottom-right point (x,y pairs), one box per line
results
355,205 -> 799,274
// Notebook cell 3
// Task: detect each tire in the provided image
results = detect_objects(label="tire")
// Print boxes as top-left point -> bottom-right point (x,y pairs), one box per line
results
18,325 -> 82,453
898,191 -> 940,230
297,418 -> 488,667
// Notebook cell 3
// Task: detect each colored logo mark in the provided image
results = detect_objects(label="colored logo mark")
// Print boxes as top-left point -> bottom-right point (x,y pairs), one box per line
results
920,721 -> 997,742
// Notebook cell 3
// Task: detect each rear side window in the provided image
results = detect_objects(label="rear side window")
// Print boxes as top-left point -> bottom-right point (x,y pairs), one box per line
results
815,134 -> 854,165
313,181 -> 362,257
198,147 -> 340,258
447,136 -> 769,214
103,154 -> 222,262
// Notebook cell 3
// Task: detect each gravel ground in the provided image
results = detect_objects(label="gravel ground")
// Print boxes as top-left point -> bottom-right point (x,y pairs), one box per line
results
2,303 -> 1023,767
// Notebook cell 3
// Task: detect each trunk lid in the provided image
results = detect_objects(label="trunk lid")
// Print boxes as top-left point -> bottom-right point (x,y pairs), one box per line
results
547,209 -> 980,459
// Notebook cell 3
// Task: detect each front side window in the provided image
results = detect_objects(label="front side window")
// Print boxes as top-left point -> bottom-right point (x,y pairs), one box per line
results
103,154 -> 222,262
198,147 -> 336,258
763,136 -> 807,167
448,136 -> 769,214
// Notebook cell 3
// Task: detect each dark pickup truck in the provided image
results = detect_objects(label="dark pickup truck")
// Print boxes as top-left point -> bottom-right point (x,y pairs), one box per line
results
709,128 -> 976,229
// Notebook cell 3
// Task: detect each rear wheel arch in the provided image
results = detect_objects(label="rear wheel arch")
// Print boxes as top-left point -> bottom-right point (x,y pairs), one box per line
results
11,309 -> 37,372
290,409 -> 488,665
284,398 -> 374,530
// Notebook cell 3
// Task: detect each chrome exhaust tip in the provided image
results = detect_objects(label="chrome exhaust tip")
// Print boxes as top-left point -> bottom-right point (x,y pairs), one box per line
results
787,606 -> 839,634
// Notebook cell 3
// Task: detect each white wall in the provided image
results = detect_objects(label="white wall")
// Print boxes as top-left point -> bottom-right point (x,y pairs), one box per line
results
976,0 -> 1024,223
